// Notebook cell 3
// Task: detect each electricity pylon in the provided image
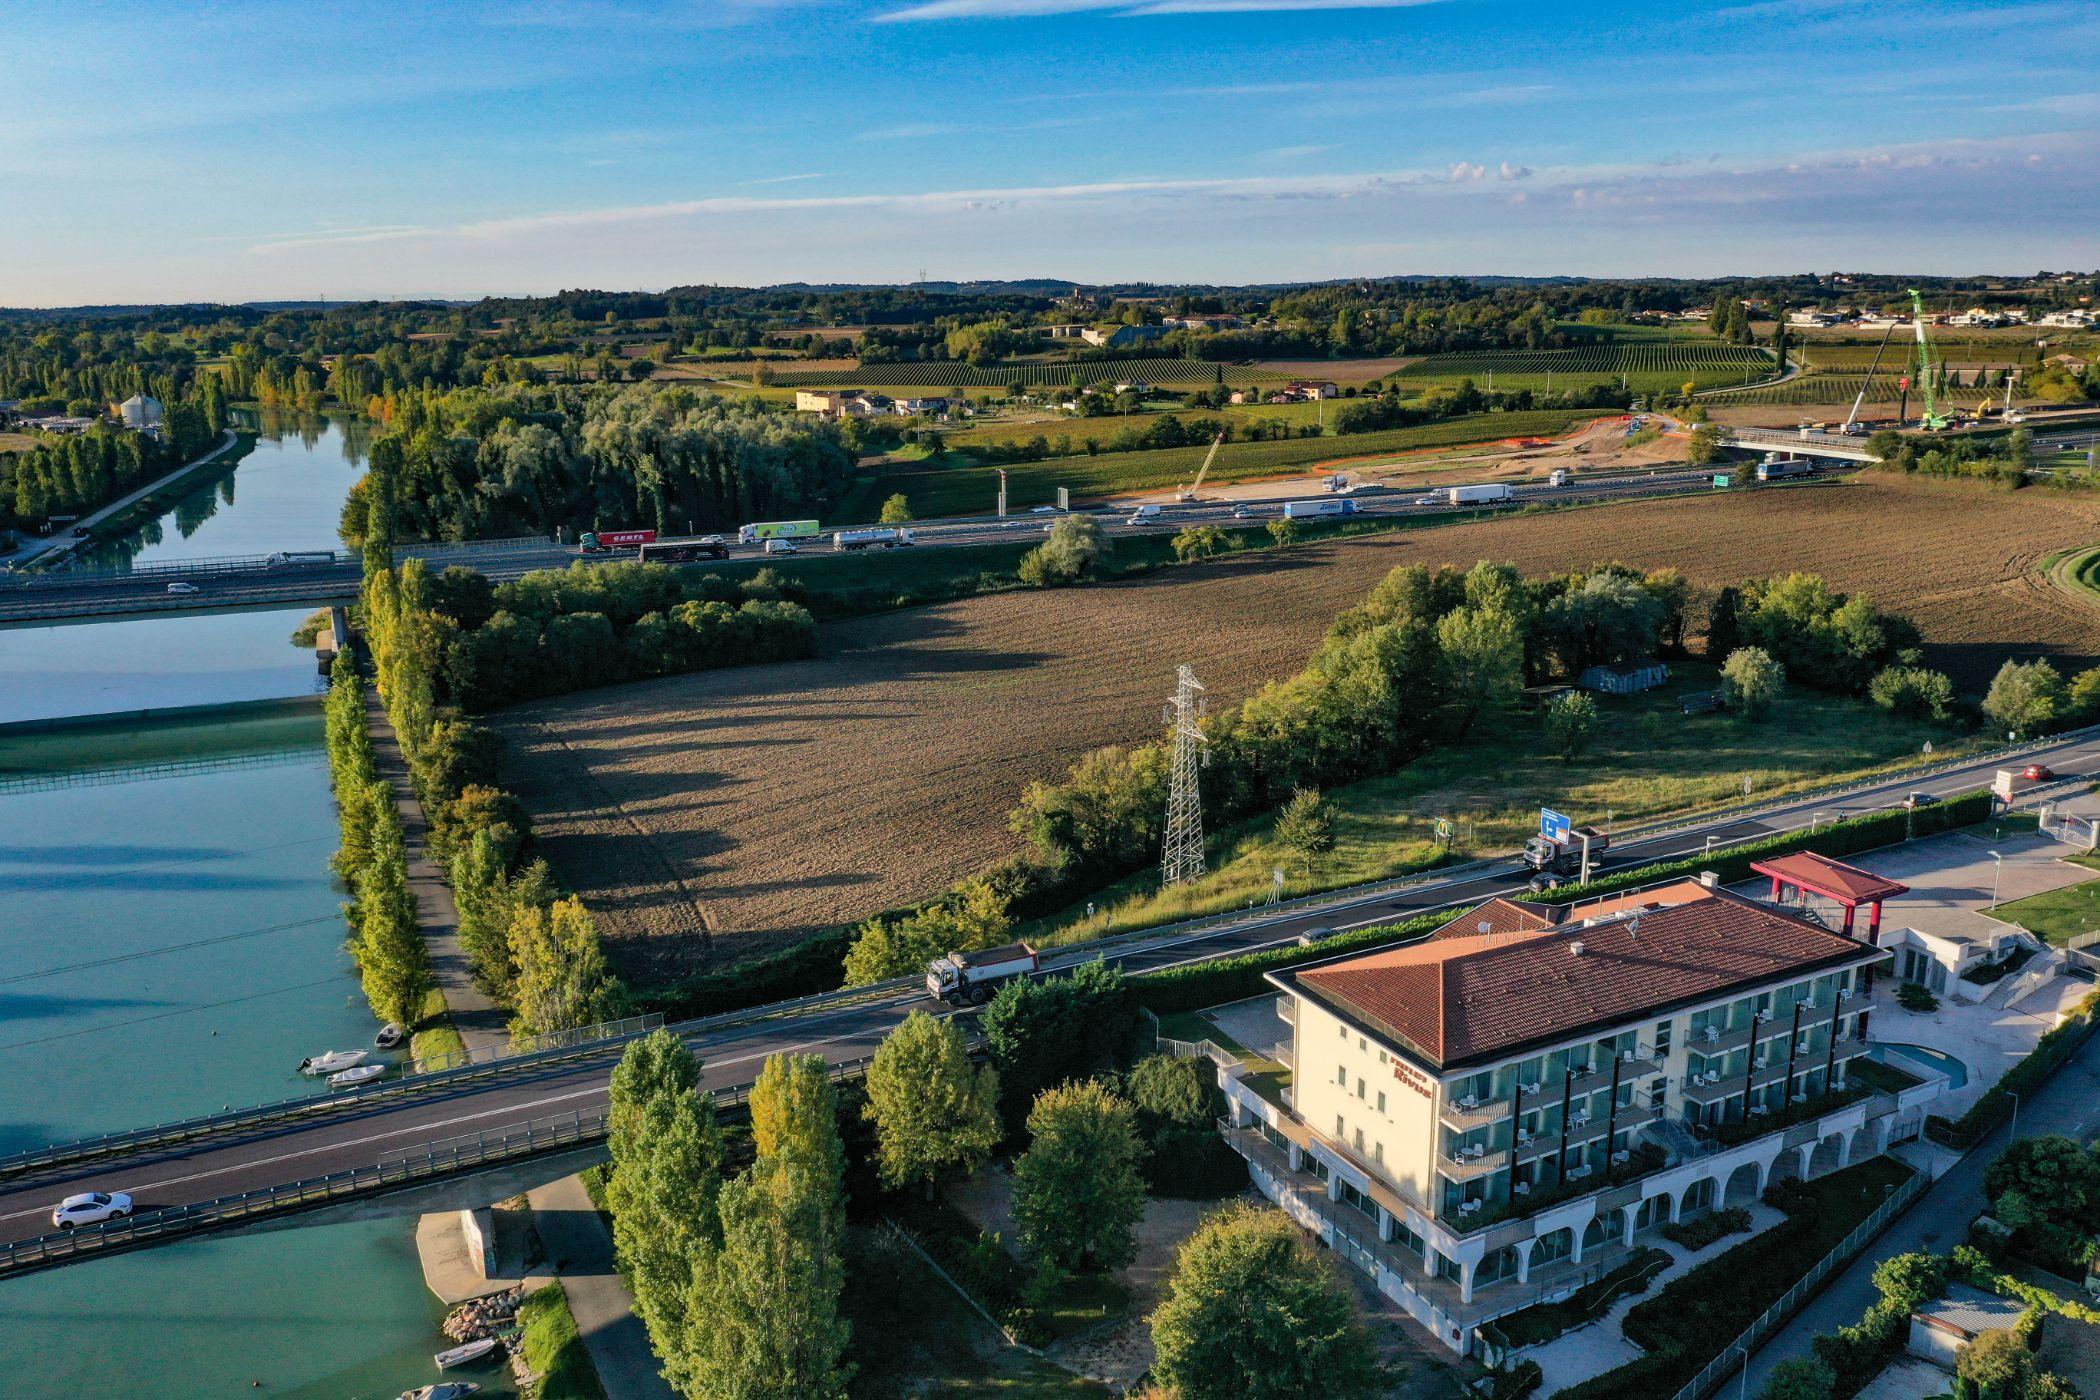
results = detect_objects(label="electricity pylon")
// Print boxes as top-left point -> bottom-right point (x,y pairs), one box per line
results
1161,666 -> 1208,888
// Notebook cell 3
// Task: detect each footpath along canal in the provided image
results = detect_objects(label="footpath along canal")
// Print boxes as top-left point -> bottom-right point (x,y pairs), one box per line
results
0,412 -> 519,1398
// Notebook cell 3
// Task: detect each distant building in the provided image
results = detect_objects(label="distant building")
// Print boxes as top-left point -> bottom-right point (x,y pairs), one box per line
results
1788,310 -> 1845,328
1046,323 -> 1090,339
793,389 -> 894,418
1162,313 -> 1244,332
1578,660 -> 1670,695
1907,1285 -> 2027,1369
2039,309 -> 2096,328
1080,324 -> 1168,348
117,393 -> 164,432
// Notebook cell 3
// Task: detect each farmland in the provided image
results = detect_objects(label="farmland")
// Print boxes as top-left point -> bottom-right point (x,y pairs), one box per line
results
1392,341 -> 1774,395
500,473 -> 2100,981
764,356 -> 1242,389
841,408 -> 1606,520
1705,371 -> 2023,411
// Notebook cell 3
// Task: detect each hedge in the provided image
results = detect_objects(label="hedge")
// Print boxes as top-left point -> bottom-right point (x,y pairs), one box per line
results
637,926 -> 857,1021
1130,911 -> 1449,1015
1929,982 -> 2100,1148
1534,789 -> 1993,908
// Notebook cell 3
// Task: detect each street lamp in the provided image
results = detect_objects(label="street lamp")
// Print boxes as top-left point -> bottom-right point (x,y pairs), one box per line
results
1733,1342 -> 1751,1400
1988,851 -> 2003,909
2008,1088 -> 2021,1141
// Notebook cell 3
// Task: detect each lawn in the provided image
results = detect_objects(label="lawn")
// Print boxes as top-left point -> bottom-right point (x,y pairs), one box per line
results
517,1281 -> 607,1400
1993,855 -> 2100,946
1022,666 -> 1975,948
843,408 -> 1604,521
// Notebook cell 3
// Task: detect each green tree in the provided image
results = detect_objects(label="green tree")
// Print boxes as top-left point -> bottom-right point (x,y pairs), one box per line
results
984,959 -> 1133,1131
1869,665 -> 1956,722
1982,659 -> 2065,739
1686,422 -> 1724,465
1271,786 -> 1337,870
1436,605 -> 1524,736
1544,689 -> 1600,763
1957,1328 -> 2032,1396
1758,1358 -> 1836,1400
1012,1080 -> 1146,1274
1869,1252 -> 1949,1313
1984,1134 -> 2100,1232
1150,1203 -> 1378,1400
1127,1053 -> 1213,1131
878,493 -> 913,524
1267,516 -> 1301,549
450,828 -> 516,996
1018,515 -> 1111,586
863,1010 -> 1001,1196
2067,666 -> 2100,725
349,808 -> 431,1027
1172,523 -> 1227,562
842,877 -> 1010,986
606,1031 -> 723,1368
508,895 -> 626,1039
1722,645 -> 1787,719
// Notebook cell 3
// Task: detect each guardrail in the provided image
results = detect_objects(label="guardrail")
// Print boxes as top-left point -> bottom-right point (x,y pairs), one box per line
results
403,1013 -> 663,1077
1670,1170 -> 1928,1400
0,1012 -> 664,1181
0,1054 -> 876,1279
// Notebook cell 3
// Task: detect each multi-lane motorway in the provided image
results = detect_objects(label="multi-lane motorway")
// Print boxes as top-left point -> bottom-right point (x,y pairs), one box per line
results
4,722 -> 2093,1274
0,463 -> 1747,624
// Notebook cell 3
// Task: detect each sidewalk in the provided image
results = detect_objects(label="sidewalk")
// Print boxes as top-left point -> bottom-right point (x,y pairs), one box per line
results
367,687 -> 671,1399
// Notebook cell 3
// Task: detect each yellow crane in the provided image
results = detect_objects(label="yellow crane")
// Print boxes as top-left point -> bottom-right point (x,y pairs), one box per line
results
1177,431 -> 1226,503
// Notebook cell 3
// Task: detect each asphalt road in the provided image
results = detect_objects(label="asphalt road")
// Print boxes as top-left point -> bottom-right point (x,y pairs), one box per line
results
0,464 -> 1747,624
4,723 -> 2094,1266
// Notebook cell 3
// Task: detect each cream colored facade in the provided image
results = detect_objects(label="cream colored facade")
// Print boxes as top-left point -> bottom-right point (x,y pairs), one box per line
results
1217,920 -> 1941,1356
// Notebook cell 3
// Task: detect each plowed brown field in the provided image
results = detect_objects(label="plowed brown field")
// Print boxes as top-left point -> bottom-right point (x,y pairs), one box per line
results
501,475 -> 2100,982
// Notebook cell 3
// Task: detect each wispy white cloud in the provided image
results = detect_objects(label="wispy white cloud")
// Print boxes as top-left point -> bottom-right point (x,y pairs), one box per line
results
877,0 -> 1444,22
742,172 -> 828,185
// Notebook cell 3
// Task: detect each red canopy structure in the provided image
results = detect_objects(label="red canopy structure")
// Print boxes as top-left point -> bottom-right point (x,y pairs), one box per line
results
1750,850 -> 1908,944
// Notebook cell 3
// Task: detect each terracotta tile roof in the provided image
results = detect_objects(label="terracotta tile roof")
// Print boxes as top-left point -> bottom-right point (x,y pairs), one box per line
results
1286,889 -> 1876,1070
1751,851 -> 1908,904
1426,897 -> 1557,941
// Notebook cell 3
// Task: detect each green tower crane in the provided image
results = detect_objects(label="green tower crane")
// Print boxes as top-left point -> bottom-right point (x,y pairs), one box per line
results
1906,288 -> 1948,430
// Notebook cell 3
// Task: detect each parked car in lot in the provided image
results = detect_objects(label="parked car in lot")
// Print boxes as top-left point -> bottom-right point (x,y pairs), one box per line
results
53,1191 -> 132,1229
165,581 -> 199,595
2023,763 -> 2056,782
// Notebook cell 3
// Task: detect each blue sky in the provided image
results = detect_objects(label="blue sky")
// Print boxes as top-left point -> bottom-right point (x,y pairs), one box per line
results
7,0 -> 2097,305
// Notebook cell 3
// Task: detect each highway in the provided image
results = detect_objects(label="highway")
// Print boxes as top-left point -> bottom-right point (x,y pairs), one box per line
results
4,722 -> 2095,1275
0,462 -> 1753,624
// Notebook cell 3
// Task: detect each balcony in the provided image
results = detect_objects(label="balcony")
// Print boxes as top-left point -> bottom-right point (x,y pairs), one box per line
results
1512,1102 -> 1661,1164
1687,1002 -> 1842,1059
1680,1040 -> 1869,1106
1437,1145 -> 1512,1182
1436,1053 -> 1663,1132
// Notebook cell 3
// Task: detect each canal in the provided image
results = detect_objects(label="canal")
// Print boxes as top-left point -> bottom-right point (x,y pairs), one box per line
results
0,414 -> 515,1398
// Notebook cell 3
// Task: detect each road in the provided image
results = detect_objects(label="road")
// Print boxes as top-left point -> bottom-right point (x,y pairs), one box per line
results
5,429 -> 244,571
4,723 -> 2096,1273
0,463 -> 1762,624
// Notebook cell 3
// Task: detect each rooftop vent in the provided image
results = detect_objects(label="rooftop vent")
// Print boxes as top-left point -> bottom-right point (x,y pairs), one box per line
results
1569,939 -> 1586,957
1698,870 -> 1721,889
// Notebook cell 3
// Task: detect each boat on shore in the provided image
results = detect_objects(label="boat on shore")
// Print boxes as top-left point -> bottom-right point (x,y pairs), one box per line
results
297,1049 -> 366,1076
433,1336 -> 501,1369
328,1064 -> 386,1088
374,1022 -> 406,1050
399,1384 -> 479,1400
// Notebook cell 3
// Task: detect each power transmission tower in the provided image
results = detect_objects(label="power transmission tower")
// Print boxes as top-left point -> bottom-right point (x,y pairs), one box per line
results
1160,666 -> 1208,888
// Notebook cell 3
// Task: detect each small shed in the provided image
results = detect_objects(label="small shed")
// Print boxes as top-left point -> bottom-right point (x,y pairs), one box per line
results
1907,1284 -> 2025,1368
1578,660 -> 1669,696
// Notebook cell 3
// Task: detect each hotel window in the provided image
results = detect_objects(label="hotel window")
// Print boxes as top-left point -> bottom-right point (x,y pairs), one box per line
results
1654,1019 -> 1673,1055
1338,1066 -> 1348,1087
1337,1115 -> 1346,1138
1357,1076 -> 1366,1100
1354,1127 -> 1366,1152
1377,1091 -> 1387,1114
1373,1140 -> 1385,1164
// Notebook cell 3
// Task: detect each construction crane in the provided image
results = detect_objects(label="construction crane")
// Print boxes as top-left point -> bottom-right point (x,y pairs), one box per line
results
2001,369 -> 2025,424
1176,431 -> 1226,502
1906,288 -> 1949,431
1841,321 -> 1900,435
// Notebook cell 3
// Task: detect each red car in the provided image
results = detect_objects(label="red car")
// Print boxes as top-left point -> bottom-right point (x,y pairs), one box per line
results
2022,764 -> 2055,782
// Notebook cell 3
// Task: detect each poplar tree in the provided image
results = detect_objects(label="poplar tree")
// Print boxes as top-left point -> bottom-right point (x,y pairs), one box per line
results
863,1011 -> 1001,1196
606,1031 -> 723,1370
507,896 -> 625,1038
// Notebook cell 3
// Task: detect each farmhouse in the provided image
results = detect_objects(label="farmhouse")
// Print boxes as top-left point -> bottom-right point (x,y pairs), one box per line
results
1216,878 -> 1938,1356
1080,324 -> 1168,348
1162,313 -> 1244,331
793,389 -> 894,418
2040,310 -> 2097,329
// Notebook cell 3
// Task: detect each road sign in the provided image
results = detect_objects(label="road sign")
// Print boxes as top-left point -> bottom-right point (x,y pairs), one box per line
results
1434,818 -> 1452,844
1540,808 -> 1571,842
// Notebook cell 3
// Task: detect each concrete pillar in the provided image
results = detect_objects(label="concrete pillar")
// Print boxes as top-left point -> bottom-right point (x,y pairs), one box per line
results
1514,1244 -> 1530,1284
1459,1260 -> 1477,1304
1667,1188 -> 1685,1223
1622,1205 -> 1638,1247
1795,1143 -> 1814,1180
1868,901 -> 1883,944
1327,1173 -> 1343,1202
1377,1206 -> 1395,1243
1288,1142 -> 1305,1172
1570,1222 -> 1586,1265
459,1207 -> 497,1279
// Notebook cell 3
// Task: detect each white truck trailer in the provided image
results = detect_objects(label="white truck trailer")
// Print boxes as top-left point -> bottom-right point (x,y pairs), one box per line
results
1447,483 -> 1515,505
832,527 -> 916,551
926,942 -> 1039,1006
1281,499 -> 1358,520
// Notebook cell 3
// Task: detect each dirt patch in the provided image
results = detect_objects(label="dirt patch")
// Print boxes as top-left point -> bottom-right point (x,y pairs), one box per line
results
500,474 -> 2100,979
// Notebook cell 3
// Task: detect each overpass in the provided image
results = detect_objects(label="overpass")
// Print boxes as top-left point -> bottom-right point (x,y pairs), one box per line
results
0,465 -> 1763,625
3,722 -> 2095,1280
1723,426 -> 1883,464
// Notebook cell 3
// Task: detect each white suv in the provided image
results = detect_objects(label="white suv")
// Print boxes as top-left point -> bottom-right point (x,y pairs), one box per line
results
52,1191 -> 133,1229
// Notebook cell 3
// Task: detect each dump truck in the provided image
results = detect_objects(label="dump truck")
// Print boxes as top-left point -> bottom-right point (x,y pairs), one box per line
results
1523,824 -> 1610,880
926,942 -> 1039,1006
1447,483 -> 1514,505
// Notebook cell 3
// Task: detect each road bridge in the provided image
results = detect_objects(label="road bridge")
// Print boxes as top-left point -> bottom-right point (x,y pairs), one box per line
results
0,465 -> 1763,625
3,724 -> 2094,1279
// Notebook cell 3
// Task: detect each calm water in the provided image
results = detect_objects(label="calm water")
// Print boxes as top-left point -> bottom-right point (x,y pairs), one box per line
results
0,418 -> 509,1399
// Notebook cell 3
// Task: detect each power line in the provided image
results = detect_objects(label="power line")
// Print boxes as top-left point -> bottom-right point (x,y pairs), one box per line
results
1160,665 -> 1207,888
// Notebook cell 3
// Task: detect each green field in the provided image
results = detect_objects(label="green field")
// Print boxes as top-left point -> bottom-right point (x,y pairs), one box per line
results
1392,342 -> 1774,395
1797,341 -> 2042,371
846,408 -> 1601,520
1992,856 -> 2100,946
1024,666 -> 1977,948
937,396 -> 1342,452
1710,371 -> 2017,409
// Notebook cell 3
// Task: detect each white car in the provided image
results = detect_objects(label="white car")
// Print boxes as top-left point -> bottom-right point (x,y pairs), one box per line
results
1030,505 -> 1058,514
1413,496 -> 1440,506
761,539 -> 799,556
1231,506 -> 1250,519
166,581 -> 200,595
53,1191 -> 133,1229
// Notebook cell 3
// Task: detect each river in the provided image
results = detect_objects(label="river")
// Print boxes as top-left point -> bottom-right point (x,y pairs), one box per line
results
0,414 -> 516,1398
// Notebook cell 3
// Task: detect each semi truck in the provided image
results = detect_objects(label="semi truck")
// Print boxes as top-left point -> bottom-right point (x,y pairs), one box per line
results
638,538 -> 730,563
1547,468 -> 1569,487
1447,483 -> 1515,506
1523,824 -> 1610,883
1756,457 -> 1818,483
737,519 -> 821,545
1281,498 -> 1358,520
579,528 -> 657,554
925,942 -> 1039,1006
833,527 -> 916,551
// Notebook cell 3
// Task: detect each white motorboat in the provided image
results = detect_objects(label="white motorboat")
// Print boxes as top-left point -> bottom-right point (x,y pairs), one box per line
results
328,1064 -> 387,1088
400,1384 -> 480,1400
433,1336 -> 501,1369
374,1022 -> 406,1050
298,1050 -> 367,1076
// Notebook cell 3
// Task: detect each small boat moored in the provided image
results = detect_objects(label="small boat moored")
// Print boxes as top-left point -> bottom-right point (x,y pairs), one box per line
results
374,1022 -> 406,1050
399,1384 -> 480,1400
328,1064 -> 387,1088
298,1050 -> 367,1076
433,1336 -> 502,1369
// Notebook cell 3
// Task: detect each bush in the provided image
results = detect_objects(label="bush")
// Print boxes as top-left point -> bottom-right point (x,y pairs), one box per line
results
1660,1206 -> 1751,1250
1131,912 -> 1447,1014
1896,980 -> 1939,1012
1491,1248 -> 1670,1347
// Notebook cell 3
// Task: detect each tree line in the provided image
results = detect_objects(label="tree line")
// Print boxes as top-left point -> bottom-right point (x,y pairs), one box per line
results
3,381 -> 226,532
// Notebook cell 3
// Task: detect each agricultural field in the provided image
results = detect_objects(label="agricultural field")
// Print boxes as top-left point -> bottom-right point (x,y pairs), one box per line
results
1393,341 -> 1774,395
843,408 -> 1606,520
1705,372 -> 2026,411
1794,340 -> 2042,371
935,395 -> 1346,452
764,356 -> 1236,389
500,473 -> 2100,980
